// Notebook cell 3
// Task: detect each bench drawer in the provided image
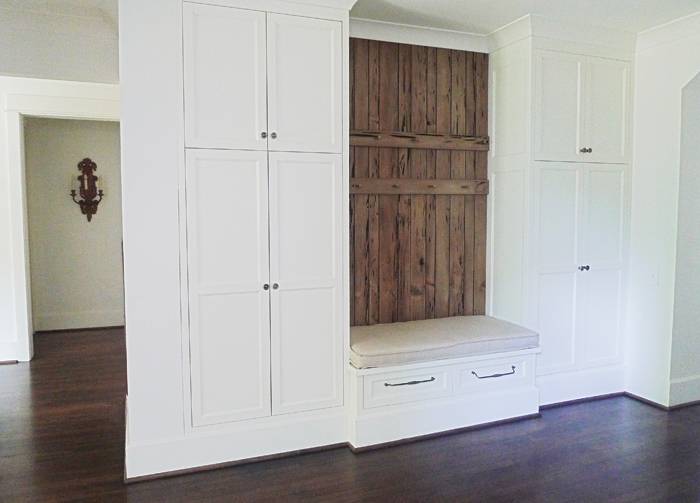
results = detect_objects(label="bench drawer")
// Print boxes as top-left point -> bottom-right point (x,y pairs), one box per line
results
455,356 -> 532,394
363,368 -> 452,409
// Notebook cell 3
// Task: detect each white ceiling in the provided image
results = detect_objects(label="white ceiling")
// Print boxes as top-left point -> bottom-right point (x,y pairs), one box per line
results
351,0 -> 700,34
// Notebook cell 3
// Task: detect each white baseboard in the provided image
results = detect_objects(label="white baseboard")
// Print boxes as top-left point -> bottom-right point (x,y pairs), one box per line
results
349,387 -> 539,449
125,410 -> 348,480
35,309 -> 124,332
537,365 -> 625,406
670,374 -> 700,407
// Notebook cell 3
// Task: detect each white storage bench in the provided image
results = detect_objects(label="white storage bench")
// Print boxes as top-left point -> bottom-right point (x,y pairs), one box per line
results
347,316 -> 541,449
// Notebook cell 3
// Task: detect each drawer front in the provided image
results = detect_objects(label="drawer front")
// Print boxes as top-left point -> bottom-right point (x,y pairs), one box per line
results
456,356 -> 533,394
363,369 -> 452,409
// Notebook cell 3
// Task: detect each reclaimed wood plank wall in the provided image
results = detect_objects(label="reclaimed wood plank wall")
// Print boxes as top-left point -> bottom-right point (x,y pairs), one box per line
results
350,38 -> 489,326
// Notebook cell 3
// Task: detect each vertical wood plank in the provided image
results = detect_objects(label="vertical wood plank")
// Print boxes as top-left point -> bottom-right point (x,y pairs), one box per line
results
474,53 -> 489,314
367,41 -> 381,325
378,42 -> 399,323
409,45 -> 428,320
434,48 -> 452,318
352,39 -> 369,325
396,43 -> 412,322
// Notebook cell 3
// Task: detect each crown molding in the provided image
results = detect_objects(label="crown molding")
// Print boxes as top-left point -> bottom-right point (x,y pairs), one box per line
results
350,17 -> 488,53
636,10 -> 700,53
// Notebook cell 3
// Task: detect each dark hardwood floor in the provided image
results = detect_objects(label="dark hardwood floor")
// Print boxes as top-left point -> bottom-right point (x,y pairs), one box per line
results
2,329 -> 700,502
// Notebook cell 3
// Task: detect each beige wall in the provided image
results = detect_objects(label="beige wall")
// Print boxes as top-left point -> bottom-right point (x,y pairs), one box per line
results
24,118 -> 123,331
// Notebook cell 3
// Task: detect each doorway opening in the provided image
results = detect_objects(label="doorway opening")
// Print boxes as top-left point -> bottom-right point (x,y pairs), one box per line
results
23,118 -> 124,344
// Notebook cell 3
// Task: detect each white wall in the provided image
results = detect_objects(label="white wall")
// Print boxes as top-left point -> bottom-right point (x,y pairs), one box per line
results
24,118 -> 123,331
625,12 -> 700,406
669,75 -> 700,406
0,5 -> 118,83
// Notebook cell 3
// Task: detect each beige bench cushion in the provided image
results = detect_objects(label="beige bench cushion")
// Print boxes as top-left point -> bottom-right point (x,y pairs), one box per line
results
350,315 -> 539,369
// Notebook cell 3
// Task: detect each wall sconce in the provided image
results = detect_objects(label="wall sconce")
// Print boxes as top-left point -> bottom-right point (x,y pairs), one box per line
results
70,158 -> 103,222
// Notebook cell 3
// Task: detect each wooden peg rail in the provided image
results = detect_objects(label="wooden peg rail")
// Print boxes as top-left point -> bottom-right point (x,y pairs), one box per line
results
350,130 -> 490,151
350,178 -> 490,195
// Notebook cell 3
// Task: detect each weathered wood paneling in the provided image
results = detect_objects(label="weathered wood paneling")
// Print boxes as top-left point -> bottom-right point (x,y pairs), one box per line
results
350,38 -> 489,326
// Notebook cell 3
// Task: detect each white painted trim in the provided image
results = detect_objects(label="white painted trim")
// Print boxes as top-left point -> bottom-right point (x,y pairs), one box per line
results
34,309 -> 125,332
537,364 -> 625,406
670,374 -> 700,407
636,10 -> 700,52
0,77 -> 119,362
125,410 -> 347,479
488,15 -> 531,52
350,17 -> 488,53
488,14 -> 635,59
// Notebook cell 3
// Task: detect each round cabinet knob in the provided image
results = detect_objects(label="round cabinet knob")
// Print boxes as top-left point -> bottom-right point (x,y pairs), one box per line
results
261,132 -> 268,139
578,265 -> 591,271
270,132 -> 278,139
263,284 -> 270,290
587,148 -> 593,153
272,283 -> 279,290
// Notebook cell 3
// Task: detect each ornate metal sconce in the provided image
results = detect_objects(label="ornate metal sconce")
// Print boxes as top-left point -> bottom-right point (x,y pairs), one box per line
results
70,158 -> 103,222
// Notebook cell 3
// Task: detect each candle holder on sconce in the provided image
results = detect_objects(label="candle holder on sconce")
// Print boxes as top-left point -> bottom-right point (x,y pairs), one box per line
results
70,158 -> 103,222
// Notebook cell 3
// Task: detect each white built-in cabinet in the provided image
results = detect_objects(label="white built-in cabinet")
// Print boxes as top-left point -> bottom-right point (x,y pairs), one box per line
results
490,35 -> 632,401
182,1 -> 344,427
184,3 -> 342,154
534,50 -> 630,164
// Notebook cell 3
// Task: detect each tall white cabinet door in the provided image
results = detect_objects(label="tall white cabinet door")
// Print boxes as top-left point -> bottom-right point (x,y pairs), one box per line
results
583,57 -> 630,164
534,51 -> 585,162
183,4 -> 267,150
534,164 -> 582,374
185,149 -> 271,426
577,165 -> 626,365
266,14 -> 342,154
268,152 -> 343,414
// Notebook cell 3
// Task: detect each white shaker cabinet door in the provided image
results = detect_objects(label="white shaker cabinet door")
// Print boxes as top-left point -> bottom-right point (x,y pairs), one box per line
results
184,3 -> 268,150
583,57 -> 630,164
533,51 -> 586,162
185,149 -> 271,426
534,164 -> 582,374
266,14 -> 342,154
577,165 -> 626,365
268,152 -> 343,415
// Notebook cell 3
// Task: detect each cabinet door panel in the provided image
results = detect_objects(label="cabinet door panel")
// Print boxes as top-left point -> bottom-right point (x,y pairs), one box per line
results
269,153 -> 342,414
534,51 -> 585,162
584,167 -> 625,267
185,149 -> 271,426
267,14 -> 342,153
537,166 -> 581,271
184,4 -> 267,150
584,57 -> 629,164
536,273 -> 577,372
578,269 -> 622,365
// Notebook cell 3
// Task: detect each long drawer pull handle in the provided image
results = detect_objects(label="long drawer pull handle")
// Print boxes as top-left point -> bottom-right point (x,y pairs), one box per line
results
471,366 -> 516,379
384,377 -> 436,387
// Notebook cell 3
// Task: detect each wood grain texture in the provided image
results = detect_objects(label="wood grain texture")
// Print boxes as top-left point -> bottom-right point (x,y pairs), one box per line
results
350,38 -> 489,326
3,331 -> 700,501
350,178 -> 489,195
